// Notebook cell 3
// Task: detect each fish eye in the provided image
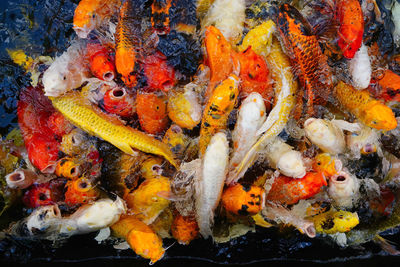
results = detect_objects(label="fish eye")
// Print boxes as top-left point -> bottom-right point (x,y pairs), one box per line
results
92,14 -> 96,19
372,121 -> 377,124
63,76 -> 66,80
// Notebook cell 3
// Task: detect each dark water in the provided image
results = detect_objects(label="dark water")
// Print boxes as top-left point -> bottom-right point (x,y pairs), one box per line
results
0,0 -> 400,265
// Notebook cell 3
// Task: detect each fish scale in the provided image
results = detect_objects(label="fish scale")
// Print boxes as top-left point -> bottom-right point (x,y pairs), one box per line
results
275,4 -> 332,120
50,93 -> 177,168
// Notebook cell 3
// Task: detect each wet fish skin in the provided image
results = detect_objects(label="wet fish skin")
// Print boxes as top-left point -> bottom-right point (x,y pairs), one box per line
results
50,92 -> 178,168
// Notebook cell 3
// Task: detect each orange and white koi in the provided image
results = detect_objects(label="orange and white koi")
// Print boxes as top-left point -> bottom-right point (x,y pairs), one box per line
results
232,38 -> 297,180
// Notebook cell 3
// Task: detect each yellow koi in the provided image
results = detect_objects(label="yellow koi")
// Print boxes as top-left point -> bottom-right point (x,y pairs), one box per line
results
335,81 -> 397,131
311,210 -> 359,234
232,37 -> 298,179
199,75 -> 239,155
50,92 -> 178,168
238,20 -> 276,56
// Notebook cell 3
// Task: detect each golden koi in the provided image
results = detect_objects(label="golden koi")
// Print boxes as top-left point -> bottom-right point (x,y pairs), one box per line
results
50,92 -> 178,168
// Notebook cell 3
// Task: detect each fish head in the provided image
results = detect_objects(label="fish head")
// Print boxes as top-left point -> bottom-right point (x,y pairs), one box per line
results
362,101 -> 397,131
42,65 -> 71,97
140,157 -> 164,179
73,3 -> 98,39
277,150 -> 306,178
313,153 -> 337,177
26,205 -> 62,235
26,134 -> 59,174
332,211 -> 359,232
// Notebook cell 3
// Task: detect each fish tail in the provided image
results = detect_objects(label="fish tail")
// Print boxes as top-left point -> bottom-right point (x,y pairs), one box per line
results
374,235 -> 400,256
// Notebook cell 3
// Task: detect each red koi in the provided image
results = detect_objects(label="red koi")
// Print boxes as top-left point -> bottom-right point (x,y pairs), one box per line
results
86,42 -> 116,82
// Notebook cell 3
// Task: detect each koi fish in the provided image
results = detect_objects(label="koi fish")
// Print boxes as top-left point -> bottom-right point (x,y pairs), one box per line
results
204,26 -> 238,99
47,112 -> 74,137
313,153 -> 340,178
348,43 -> 371,90
221,184 -> 265,216
196,132 -> 229,237
171,213 -> 199,245
167,86 -> 202,130
202,0 -> 245,45
139,157 -> 164,180
115,0 -> 148,88
336,0 -> 364,59
50,92 -> 178,168
238,20 -> 276,56
111,215 -> 164,263
5,168 -> 37,189
86,42 -> 115,82
73,0 -> 121,39
371,69 -> 400,103
42,40 -> 92,97
266,172 -> 327,205
136,92 -> 169,135
304,118 -> 346,155
18,86 -> 60,173
237,47 -> 273,108
232,37 -> 297,180
328,171 -> 360,209
274,4 -> 332,120
163,124 -> 190,159
102,86 -> 135,118
311,210 -> 359,234
335,81 -> 397,131
23,182 -> 54,208
123,176 -> 171,225
64,177 -> 99,206
227,92 -> 266,184
151,0 -> 172,35
199,75 -> 239,155
143,52 -> 176,92
55,157 -> 81,179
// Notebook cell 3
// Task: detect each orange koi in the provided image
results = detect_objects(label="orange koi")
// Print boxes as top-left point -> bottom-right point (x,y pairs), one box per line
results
335,0 -> 364,59
221,184 -> 265,216
199,75 -> 239,155
370,69 -> 400,103
136,92 -> 169,135
64,177 -> 99,206
171,213 -> 199,245
103,87 -> 135,118
266,172 -> 327,205
274,4 -> 332,120
111,215 -> 164,263
312,153 -> 338,178
151,0 -> 172,35
47,111 -> 74,137
237,46 -> 273,110
55,157 -> 81,179
73,0 -> 121,39
115,0 -> 142,88
143,52 -> 176,92
204,26 -> 238,100
335,81 -> 397,131
86,42 -> 116,82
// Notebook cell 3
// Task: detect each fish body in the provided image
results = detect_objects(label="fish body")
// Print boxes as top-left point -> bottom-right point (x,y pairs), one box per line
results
335,81 -> 397,131
136,92 -> 169,135
73,0 -> 121,39
43,40 -> 91,97
275,4 -> 332,119
232,38 -> 297,180
115,0 -> 148,88
221,184 -> 264,215
266,172 -> 327,205
171,214 -> 199,245
204,26 -> 238,99
124,176 -> 171,224
312,210 -> 359,234
86,42 -> 116,81
348,43 -> 371,90
372,69 -> 400,103
199,75 -> 239,155
336,0 -> 364,59
196,132 -> 229,237
227,92 -> 266,184
50,92 -> 177,168
151,0 -> 172,34
111,215 -> 164,263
